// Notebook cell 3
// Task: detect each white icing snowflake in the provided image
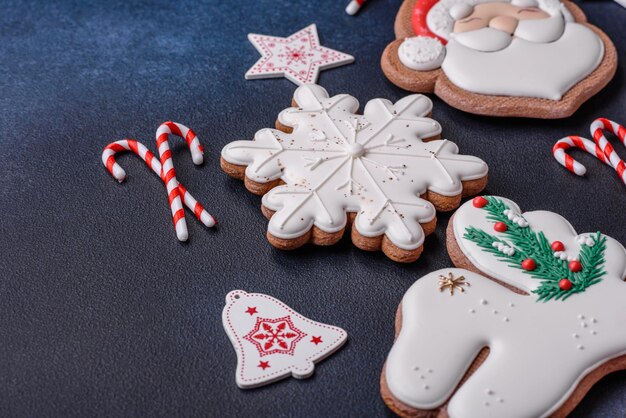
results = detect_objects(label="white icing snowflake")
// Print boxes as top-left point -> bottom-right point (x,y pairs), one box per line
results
221,85 -> 488,252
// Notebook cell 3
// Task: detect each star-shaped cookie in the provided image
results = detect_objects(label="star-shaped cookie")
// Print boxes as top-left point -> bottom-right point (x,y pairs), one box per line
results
245,24 -> 354,86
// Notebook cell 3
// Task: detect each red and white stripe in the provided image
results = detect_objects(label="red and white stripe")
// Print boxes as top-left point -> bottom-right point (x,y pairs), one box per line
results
590,118 -> 626,183
552,135 -> 607,176
553,118 -> 626,185
345,0 -> 365,15
102,126 -> 215,241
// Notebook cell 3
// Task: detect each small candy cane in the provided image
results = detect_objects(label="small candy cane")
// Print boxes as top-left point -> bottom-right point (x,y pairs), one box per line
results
102,124 -> 215,241
346,0 -> 365,15
155,122 -> 204,241
590,118 -> 626,183
552,118 -> 626,185
102,139 -> 216,229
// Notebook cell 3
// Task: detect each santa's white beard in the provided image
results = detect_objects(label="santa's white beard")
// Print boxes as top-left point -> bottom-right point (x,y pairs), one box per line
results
442,22 -> 604,100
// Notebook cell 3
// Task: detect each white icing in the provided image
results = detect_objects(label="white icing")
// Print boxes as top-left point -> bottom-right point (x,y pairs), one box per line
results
452,196 -> 626,294
222,290 -> 347,389
221,85 -> 488,250
492,241 -> 515,256
577,235 -> 596,247
442,23 -> 604,100
384,266 -> 626,417
503,209 -> 528,227
553,251 -> 577,262
511,0 -> 538,7
515,15 -> 565,43
426,0 -> 572,40
450,3 -> 474,20
398,36 -> 446,71
452,27 -> 513,52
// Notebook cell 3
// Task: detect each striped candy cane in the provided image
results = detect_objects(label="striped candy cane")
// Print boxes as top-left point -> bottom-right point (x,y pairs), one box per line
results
552,135 -> 608,176
102,139 -> 216,229
102,125 -> 215,241
552,118 -> 626,185
345,0 -> 365,15
590,118 -> 626,183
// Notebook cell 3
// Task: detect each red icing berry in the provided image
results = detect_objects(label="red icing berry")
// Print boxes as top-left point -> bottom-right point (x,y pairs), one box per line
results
473,196 -> 488,208
559,278 -> 573,291
551,241 -> 565,252
521,259 -> 536,271
569,260 -> 583,272
494,222 -> 507,233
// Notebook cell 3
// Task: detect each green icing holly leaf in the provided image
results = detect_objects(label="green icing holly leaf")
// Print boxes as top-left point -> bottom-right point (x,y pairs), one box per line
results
463,196 -> 606,302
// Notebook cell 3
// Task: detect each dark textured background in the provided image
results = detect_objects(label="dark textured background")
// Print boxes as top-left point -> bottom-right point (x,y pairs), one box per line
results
1,0 -> 625,416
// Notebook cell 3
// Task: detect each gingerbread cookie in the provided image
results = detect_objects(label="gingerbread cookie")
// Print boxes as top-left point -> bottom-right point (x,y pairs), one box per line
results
381,0 -> 618,118
381,196 -> 626,416
220,84 -> 488,262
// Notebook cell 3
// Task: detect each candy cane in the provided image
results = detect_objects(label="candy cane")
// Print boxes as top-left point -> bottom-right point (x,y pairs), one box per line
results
156,122 -> 206,241
552,118 -> 626,185
102,126 -> 215,241
590,118 -> 626,183
102,139 -> 216,228
345,0 -> 365,15
552,135 -> 608,176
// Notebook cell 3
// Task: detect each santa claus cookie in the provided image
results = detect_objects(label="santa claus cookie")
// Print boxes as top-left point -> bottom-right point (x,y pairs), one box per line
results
381,196 -> 626,417
381,0 -> 617,118
220,84 -> 488,262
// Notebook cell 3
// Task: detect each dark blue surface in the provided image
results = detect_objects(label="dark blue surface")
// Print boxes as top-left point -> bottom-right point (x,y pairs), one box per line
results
1,0 -> 625,416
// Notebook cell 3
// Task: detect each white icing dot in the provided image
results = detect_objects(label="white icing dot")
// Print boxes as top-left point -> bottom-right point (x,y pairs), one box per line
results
591,330 -> 597,335
486,389 -> 494,395
498,398 -> 504,403
484,402 -> 490,407
503,317 -> 509,322
428,369 -> 433,373
469,309 -> 476,313
509,303 -> 515,308
572,333 -> 579,339
398,36 -> 446,71
581,322 -> 587,328
492,241 -> 515,256
413,366 -> 419,371
578,314 -> 585,320
591,318 -> 597,323
577,345 -> 584,350
424,385 -> 430,390
420,375 -> 425,379
492,310 -> 498,314
480,299 -> 488,305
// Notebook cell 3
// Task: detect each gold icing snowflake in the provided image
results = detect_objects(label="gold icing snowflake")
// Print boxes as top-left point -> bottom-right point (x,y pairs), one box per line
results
438,272 -> 470,296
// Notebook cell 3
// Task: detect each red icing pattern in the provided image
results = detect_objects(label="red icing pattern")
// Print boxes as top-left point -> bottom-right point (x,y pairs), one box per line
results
411,0 -> 448,44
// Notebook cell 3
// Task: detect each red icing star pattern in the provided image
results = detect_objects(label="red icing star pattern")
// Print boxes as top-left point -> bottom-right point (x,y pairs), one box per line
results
245,306 -> 258,315
245,24 -> 354,86
258,361 -> 270,370
311,336 -> 323,345
244,316 -> 307,357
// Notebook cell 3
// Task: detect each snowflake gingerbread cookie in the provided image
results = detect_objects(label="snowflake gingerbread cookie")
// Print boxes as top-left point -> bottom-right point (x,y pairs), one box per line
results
220,84 -> 488,262
381,0 -> 617,118
222,290 -> 347,388
381,196 -> 626,417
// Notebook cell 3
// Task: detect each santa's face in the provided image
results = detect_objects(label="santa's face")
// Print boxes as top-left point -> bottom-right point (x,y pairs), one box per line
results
450,2 -> 564,51
440,1 -> 604,100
